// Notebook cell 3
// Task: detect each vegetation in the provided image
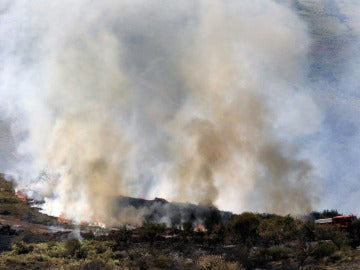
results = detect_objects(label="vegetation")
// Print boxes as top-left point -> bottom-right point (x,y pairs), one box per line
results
0,176 -> 56,225
2,175 -> 360,269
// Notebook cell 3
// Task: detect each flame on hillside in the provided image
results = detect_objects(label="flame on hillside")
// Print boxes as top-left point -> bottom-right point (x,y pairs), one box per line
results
57,213 -> 106,228
194,224 -> 207,232
15,190 -> 27,202
57,213 -> 73,225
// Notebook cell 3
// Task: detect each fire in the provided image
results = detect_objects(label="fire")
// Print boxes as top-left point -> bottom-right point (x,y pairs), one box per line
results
194,224 -> 207,232
15,190 -> 27,202
79,221 -> 89,227
56,213 -> 106,227
57,213 -> 73,224
91,216 -> 106,228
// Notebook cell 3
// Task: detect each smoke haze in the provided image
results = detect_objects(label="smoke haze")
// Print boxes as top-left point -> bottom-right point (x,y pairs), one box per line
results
0,0 -> 326,225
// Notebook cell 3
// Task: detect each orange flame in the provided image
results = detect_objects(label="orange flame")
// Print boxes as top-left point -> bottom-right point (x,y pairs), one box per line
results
15,190 -> 27,202
79,220 -> 89,227
194,224 -> 207,232
57,213 -> 73,224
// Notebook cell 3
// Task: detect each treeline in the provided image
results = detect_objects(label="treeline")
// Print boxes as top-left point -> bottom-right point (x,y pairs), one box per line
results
94,210 -> 360,269
2,210 -> 360,269
174,209 -> 360,248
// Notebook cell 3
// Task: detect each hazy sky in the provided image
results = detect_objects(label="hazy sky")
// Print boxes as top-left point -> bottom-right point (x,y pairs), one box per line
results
300,0 -> 360,214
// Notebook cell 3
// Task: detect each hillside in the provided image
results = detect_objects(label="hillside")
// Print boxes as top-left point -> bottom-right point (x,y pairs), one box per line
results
115,196 -> 232,227
2,176 -> 360,269
0,174 -> 56,225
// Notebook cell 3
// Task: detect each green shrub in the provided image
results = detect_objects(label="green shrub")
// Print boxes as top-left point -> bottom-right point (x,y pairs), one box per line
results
322,247 -> 350,265
267,245 -> 293,260
313,225 -> 349,249
138,222 -> 166,244
197,255 -> 238,270
227,213 -> 260,245
307,241 -> 338,259
64,239 -> 81,257
257,215 -> 301,246
12,241 -> 34,254
80,258 -> 112,270
154,254 -> 173,268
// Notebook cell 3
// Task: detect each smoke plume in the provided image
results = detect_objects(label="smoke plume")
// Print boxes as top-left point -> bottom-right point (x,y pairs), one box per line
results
0,0 -> 321,225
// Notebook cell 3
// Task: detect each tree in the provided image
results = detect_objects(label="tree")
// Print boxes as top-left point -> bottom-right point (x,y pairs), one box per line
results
182,221 -> 194,234
204,207 -> 222,233
228,212 -> 260,245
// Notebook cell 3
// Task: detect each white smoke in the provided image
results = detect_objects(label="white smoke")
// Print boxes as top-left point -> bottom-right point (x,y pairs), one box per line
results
0,0 -> 323,225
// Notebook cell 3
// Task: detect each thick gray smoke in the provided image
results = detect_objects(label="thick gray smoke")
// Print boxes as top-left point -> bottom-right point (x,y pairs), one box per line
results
0,0 -> 322,225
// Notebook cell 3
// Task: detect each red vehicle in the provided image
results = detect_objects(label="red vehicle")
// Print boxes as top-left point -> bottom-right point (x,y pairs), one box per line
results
315,214 -> 355,228
332,215 -> 355,228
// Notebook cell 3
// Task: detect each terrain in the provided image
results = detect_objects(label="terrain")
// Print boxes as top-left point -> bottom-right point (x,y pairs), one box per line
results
1,175 -> 360,269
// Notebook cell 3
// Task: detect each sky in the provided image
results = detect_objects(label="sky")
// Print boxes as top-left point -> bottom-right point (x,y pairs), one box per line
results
0,0 -> 359,223
299,0 -> 360,213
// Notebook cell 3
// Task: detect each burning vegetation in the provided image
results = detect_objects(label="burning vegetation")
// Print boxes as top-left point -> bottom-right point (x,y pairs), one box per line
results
2,175 -> 360,269
57,213 -> 73,225
15,191 -> 27,202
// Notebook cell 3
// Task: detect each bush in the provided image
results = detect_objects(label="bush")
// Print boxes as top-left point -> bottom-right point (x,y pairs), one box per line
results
64,239 -> 81,257
327,250 -> 351,264
183,221 -> 194,234
227,213 -> 260,245
307,241 -> 338,259
349,219 -> 360,248
197,255 -> 238,270
267,245 -> 293,260
153,254 -> 173,268
313,225 -> 349,249
12,241 -> 34,254
109,227 -> 131,250
47,241 -> 66,258
80,258 -> 112,270
138,222 -> 166,244
204,208 -> 222,233
300,221 -> 316,242
258,215 -> 301,247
